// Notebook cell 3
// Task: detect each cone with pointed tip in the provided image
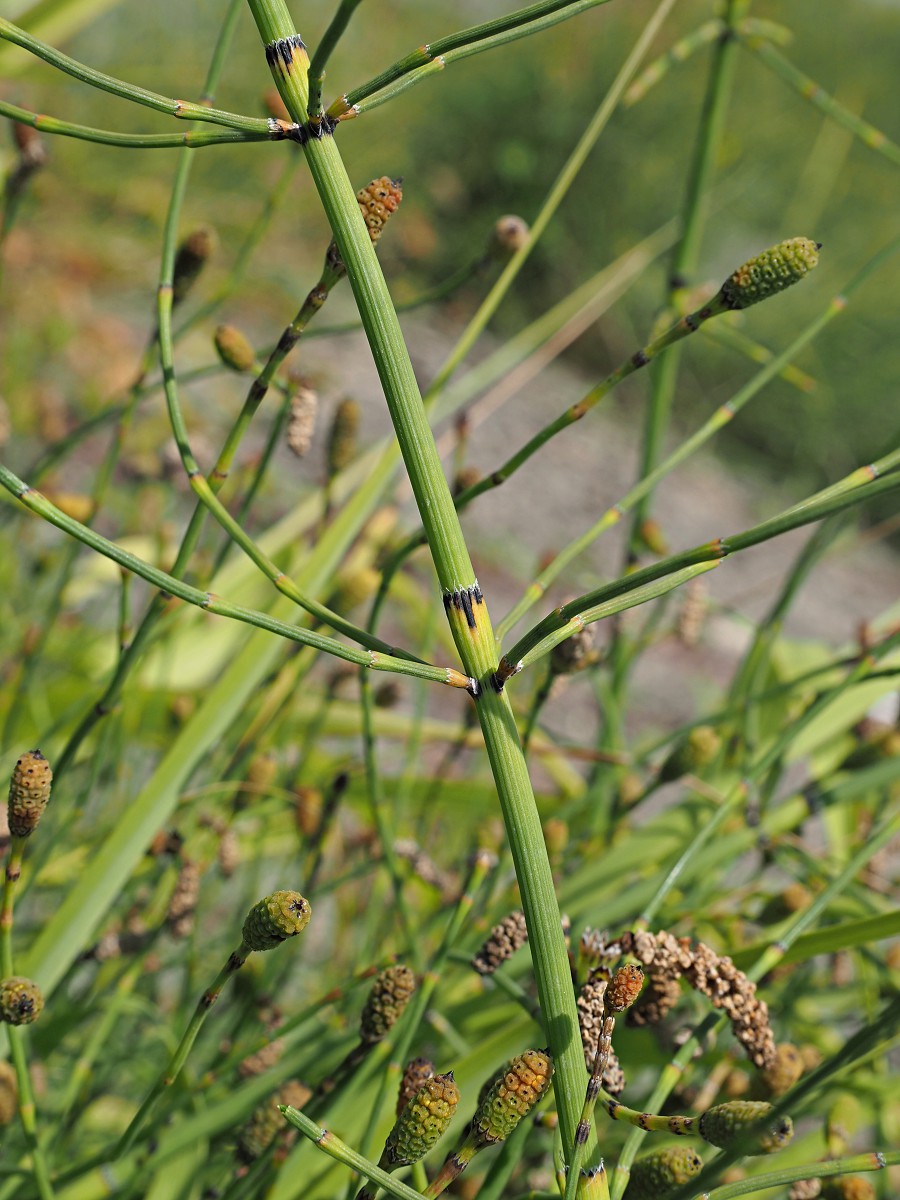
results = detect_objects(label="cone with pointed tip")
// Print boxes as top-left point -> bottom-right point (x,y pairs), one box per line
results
717,237 -> 820,310
241,891 -> 311,952
698,1100 -> 793,1154
7,749 -> 52,838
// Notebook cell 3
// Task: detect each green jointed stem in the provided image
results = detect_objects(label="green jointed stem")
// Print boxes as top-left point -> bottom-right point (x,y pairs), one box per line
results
457,239 -> 819,525
627,0 -> 747,556
696,1151 -> 896,1200
500,467 -> 899,677
0,467 -> 474,691
246,0 -> 589,1156
0,98 -> 275,148
742,31 -> 900,168
0,18 -> 268,132
308,0 -> 364,115
337,0 -> 613,111
281,1107 -> 424,1200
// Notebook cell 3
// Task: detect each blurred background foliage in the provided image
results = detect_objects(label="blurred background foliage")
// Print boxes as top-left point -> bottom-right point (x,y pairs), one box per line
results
1,0 -> 898,506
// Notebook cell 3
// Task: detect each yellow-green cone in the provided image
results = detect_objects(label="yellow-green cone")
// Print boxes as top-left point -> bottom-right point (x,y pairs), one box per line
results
472,1049 -> 553,1147
698,1100 -> 793,1154
326,398 -> 360,477
0,977 -> 44,1026
214,324 -> 256,373
382,1072 -> 459,1168
360,965 -> 416,1043
7,748 -> 52,837
625,1145 -> 704,1199
718,237 -> 820,310
241,891 -> 311,952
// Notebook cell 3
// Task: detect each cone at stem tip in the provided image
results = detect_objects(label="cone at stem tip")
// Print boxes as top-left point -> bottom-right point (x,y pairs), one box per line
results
241,891 -> 311,952
7,749 -> 52,838
717,237 -> 820,310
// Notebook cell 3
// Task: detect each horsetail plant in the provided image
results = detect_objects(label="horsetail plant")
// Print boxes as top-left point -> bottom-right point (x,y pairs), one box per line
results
0,2 -> 897,1198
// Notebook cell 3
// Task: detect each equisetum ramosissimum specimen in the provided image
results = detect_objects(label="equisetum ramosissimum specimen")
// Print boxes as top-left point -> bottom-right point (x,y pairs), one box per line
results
0,2 -> 895,1197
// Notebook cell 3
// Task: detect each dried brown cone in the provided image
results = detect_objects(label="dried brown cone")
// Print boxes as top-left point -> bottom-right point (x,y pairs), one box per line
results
360,965 -> 417,1043
685,941 -> 777,1070
0,1060 -> 18,1125
166,858 -> 201,940
325,176 -> 404,276
217,829 -> 239,878
326,398 -> 360,477
286,383 -> 318,458
8,749 -> 52,838
472,911 -> 528,975
489,214 -> 529,259
396,1057 -> 435,1118
238,1039 -> 285,1080
677,578 -> 709,647
550,625 -> 599,676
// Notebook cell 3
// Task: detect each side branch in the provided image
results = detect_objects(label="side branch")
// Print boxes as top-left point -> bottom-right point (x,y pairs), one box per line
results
0,18 -> 270,132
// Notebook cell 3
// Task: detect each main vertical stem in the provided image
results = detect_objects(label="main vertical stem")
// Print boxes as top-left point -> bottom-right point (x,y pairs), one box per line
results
244,0 -> 588,1157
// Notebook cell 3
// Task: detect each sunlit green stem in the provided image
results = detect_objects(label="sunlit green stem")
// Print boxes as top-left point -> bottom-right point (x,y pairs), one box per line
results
698,1151 -> 897,1200
281,1107 -> 422,1200
115,944 -> 252,1158
247,0 -> 589,1156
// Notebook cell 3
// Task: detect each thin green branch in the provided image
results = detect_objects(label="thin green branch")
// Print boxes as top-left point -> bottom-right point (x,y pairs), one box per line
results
0,466 -> 475,693
498,230 -> 900,640
0,97 -> 275,147
626,0 -> 747,562
420,0 -> 678,402
694,1151 -> 896,1200
0,18 -> 271,132
500,465 -> 900,677
334,0 -> 614,113
281,1106 -> 423,1200
308,0 -> 364,115
740,28 -> 900,168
